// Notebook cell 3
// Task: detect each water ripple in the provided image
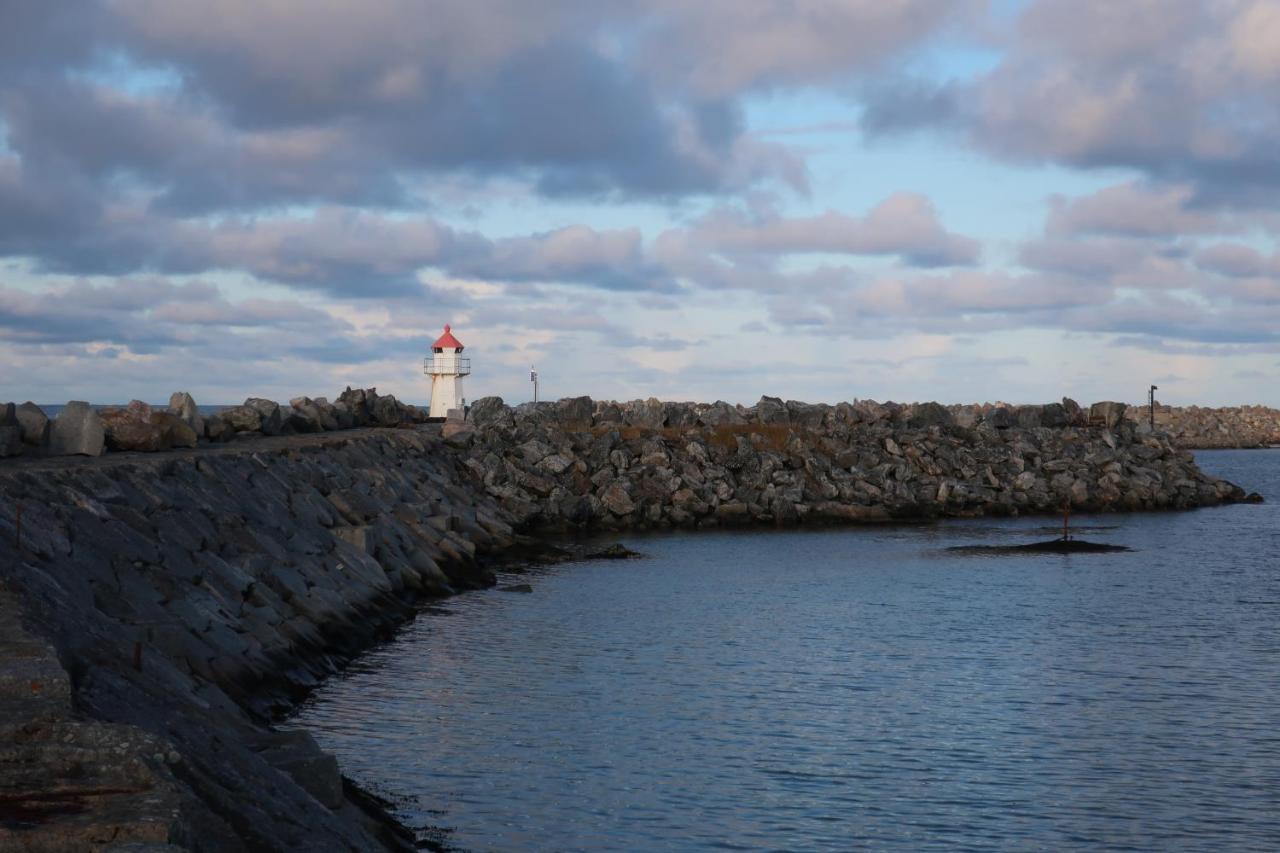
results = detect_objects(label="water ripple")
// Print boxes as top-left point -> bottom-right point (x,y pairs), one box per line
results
293,450 -> 1280,852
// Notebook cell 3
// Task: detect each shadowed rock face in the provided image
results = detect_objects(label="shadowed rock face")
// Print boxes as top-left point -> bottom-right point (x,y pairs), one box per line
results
0,430 -> 520,851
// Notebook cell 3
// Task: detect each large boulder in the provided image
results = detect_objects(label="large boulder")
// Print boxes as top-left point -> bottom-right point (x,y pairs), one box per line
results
1040,402 -> 1069,428
905,401 -> 953,430
468,396 -> 508,427
219,405 -> 261,433
309,398 -> 341,430
697,400 -> 745,427
370,394 -> 406,427
1090,401 -> 1128,429
755,395 -> 789,425
204,413 -> 233,442
623,398 -> 666,429
1061,397 -> 1086,426
244,398 -> 283,435
101,401 -> 169,452
336,387 -> 373,425
0,403 -> 20,457
153,412 -> 198,448
287,397 -> 326,433
555,396 -> 594,425
15,402 -> 50,447
594,402 -> 623,424
49,401 -> 105,456
786,401 -> 830,429
167,391 -> 204,437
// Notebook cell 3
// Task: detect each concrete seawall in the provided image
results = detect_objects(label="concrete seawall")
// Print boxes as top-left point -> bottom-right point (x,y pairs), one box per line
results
0,395 -> 1261,850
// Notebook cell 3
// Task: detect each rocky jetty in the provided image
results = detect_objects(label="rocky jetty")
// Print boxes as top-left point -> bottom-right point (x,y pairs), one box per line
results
0,429 -> 522,851
0,387 -> 428,459
1128,404 -> 1280,449
0,390 -> 1259,850
450,396 -> 1248,530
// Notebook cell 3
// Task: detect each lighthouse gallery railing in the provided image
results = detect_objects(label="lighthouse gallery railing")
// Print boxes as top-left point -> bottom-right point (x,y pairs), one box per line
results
424,356 -> 471,375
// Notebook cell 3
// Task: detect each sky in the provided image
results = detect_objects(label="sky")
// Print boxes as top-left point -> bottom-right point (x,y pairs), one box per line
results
2,0 -> 1280,408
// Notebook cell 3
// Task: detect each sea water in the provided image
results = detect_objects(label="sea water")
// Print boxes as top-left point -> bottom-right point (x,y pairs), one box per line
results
294,450 -> 1280,851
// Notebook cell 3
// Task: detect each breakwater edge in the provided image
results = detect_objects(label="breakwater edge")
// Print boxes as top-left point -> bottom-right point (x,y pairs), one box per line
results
0,389 -> 1265,849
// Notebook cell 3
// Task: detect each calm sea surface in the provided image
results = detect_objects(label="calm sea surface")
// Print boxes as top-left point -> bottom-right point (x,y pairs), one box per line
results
294,450 -> 1280,851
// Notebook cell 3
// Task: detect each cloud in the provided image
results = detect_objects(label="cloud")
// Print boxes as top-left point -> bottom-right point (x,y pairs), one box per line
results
451,226 -> 677,292
864,0 -> 1280,210
677,192 -> 980,269
1045,182 -> 1229,238
1194,243 -> 1280,279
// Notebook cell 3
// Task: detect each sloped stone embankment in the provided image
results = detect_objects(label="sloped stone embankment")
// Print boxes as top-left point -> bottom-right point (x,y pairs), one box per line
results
0,429 -> 520,851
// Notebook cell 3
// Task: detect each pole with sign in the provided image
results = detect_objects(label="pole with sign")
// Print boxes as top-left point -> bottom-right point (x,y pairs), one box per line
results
531,366 -> 539,404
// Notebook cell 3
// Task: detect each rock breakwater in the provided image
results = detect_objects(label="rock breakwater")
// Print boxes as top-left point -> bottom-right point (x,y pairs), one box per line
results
1128,404 -> 1280,449
451,395 -> 1249,530
0,391 -> 1258,850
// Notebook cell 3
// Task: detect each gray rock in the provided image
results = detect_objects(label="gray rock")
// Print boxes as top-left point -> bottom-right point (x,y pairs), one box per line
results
600,482 -> 636,515
555,396 -> 594,425
167,391 -> 205,437
697,400 -> 744,427
469,396 -> 509,427
335,387 -> 372,425
755,395 -> 789,425
1040,402 -> 1069,428
100,401 -> 166,452
0,403 -> 21,455
1090,401 -> 1128,429
15,402 -> 50,446
204,413 -> 233,441
594,402 -> 623,424
623,398 -> 666,429
153,412 -> 198,448
985,407 -> 1014,429
371,394 -> 406,426
220,404 -> 262,433
0,418 -> 20,457
245,398 -> 283,435
49,401 -> 105,456
906,401 -> 952,429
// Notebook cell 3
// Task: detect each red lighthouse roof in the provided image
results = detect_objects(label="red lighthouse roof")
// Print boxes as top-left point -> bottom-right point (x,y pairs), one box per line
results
432,324 -> 464,351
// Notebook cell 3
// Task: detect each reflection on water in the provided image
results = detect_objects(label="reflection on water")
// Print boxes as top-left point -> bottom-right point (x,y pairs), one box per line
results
294,450 -> 1280,851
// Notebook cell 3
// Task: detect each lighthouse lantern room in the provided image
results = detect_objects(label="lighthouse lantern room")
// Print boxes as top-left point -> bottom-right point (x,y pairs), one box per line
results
424,324 -> 470,419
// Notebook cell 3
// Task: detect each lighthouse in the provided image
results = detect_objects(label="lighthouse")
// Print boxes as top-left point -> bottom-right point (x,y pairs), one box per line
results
424,324 -> 470,419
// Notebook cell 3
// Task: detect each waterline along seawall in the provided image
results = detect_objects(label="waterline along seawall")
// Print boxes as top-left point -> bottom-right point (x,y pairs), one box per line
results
0,391 -> 1262,850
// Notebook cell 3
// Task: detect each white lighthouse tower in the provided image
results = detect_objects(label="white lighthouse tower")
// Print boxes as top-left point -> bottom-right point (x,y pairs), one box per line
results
424,324 -> 470,419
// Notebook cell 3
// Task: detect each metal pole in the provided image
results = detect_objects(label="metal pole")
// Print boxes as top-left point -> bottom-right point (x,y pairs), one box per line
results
1149,385 -> 1157,429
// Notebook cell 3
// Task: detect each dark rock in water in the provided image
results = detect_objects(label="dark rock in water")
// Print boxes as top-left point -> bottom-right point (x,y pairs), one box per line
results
1244,492 -> 1265,503
498,583 -> 534,593
586,543 -> 642,560
948,539 -> 1132,555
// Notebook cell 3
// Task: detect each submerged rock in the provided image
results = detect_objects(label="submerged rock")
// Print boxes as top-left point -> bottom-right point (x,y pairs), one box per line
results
948,539 -> 1133,554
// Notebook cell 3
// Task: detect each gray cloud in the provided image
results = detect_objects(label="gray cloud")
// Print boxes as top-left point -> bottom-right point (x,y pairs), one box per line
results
673,192 -> 980,271
862,1 -> 1280,210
